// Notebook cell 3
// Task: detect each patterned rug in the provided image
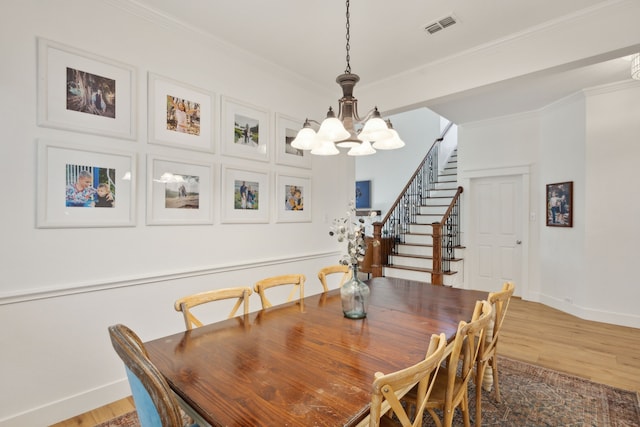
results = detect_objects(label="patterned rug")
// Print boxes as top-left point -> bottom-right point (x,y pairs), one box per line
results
98,357 -> 639,426
425,356 -> 640,426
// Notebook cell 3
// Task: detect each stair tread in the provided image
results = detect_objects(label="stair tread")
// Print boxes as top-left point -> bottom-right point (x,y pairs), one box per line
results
393,253 -> 463,262
384,265 -> 458,276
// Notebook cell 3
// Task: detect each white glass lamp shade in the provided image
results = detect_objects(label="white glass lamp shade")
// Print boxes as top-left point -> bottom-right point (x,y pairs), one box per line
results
317,117 -> 350,141
373,129 -> 405,150
359,116 -> 393,142
347,140 -> 376,156
291,127 -> 318,150
311,139 -> 340,155
632,53 -> 640,80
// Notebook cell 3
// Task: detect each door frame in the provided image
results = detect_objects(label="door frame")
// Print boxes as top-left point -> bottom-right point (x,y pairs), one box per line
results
459,165 -> 530,299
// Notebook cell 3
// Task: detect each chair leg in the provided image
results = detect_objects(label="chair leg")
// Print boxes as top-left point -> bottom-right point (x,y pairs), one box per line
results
444,407 -> 455,427
475,361 -> 486,427
492,357 -> 501,402
460,393 -> 471,427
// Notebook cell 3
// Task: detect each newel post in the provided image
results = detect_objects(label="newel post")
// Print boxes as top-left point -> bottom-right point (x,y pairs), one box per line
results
431,222 -> 443,285
371,222 -> 383,278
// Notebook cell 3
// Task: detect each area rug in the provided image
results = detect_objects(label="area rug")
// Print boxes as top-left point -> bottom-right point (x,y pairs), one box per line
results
423,356 -> 640,427
95,410 -> 138,427
98,356 -> 640,426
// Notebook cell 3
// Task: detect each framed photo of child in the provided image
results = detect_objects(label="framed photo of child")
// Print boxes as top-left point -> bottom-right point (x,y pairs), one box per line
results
37,139 -> 136,228
546,181 -> 573,227
276,174 -> 311,223
221,166 -> 270,223
147,73 -> 216,152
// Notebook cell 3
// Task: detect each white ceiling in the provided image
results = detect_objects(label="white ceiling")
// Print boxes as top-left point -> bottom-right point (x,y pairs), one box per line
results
125,0 -> 637,123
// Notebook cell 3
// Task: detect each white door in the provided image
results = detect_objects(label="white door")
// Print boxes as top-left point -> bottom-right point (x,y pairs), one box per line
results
470,175 -> 522,293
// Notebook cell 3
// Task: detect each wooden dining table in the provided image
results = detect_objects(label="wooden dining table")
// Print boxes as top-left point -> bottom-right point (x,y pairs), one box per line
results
145,277 -> 487,427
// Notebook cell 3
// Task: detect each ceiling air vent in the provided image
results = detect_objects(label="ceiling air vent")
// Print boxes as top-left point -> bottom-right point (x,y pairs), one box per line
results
424,15 -> 457,35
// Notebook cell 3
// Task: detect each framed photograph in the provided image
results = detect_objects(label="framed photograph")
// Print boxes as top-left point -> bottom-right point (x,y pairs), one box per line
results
148,73 -> 216,152
221,97 -> 270,162
546,181 -> 573,227
37,38 -> 136,140
355,180 -> 371,209
147,155 -> 214,225
276,174 -> 311,223
221,166 -> 270,223
275,113 -> 311,168
36,139 -> 136,228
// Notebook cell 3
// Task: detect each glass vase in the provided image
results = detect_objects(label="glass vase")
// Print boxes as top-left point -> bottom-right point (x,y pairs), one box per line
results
341,264 -> 371,319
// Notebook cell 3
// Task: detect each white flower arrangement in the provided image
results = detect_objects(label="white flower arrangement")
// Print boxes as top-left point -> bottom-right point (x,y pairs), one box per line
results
329,201 -> 376,266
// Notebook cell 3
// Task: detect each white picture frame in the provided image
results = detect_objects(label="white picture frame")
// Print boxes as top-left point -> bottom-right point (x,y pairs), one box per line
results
37,38 -> 136,140
146,155 -> 214,225
36,139 -> 136,228
148,73 -> 216,153
276,174 -> 311,223
221,166 -> 270,223
275,113 -> 312,168
221,97 -> 270,162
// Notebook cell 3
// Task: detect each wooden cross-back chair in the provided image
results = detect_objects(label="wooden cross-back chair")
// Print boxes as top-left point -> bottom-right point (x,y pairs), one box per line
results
474,281 -> 515,426
402,299 -> 493,427
368,333 -> 447,427
174,287 -> 253,330
317,264 -> 351,292
108,324 -> 196,427
254,274 -> 306,309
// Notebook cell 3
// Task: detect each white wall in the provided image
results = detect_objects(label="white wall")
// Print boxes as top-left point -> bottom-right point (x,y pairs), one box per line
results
0,1 -> 353,425
582,82 -> 640,324
457,82 -> 640,329
538,93 -> 587,311
355,108 -> 441,215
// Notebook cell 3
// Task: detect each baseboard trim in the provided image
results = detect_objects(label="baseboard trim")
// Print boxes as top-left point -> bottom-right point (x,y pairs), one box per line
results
0,380 -> 129,427
539,293 -> 640,329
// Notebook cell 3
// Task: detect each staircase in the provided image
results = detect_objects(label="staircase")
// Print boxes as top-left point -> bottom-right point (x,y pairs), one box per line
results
382,150 -> 464,286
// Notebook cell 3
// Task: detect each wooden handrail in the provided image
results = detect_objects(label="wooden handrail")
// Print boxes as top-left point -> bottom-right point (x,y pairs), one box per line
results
371,121 -> 459,283
431,186 -> 463,285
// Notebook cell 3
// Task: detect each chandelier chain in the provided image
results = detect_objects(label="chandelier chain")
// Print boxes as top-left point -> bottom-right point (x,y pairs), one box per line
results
345,0 -> 351,74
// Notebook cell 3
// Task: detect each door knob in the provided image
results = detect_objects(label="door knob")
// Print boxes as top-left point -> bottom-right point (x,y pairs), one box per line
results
516,240 -> 522,245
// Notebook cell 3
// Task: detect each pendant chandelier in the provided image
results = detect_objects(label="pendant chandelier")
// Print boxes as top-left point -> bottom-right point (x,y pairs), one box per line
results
291,0 -> 405,156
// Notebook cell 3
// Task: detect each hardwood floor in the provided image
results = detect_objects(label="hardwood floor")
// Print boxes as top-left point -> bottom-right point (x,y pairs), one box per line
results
50,297 -> 640,427
500,297 -> 640,393
50,396 -> 135,427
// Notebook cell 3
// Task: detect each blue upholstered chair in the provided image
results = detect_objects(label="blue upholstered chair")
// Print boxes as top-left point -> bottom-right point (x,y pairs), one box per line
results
108,324 -> 198,427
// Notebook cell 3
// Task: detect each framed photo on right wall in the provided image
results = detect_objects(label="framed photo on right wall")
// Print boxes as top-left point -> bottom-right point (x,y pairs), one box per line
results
546,181 -> 573,227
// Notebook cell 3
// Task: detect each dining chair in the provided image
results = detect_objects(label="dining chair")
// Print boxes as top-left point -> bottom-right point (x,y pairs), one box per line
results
108,324 -> 197,427
403,299 -> 493,427
254,274 -> 306,309
317,264 -> 351,292
174,287 -> 253,330
474,281 -> 515,427
368,332 -> 447,427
